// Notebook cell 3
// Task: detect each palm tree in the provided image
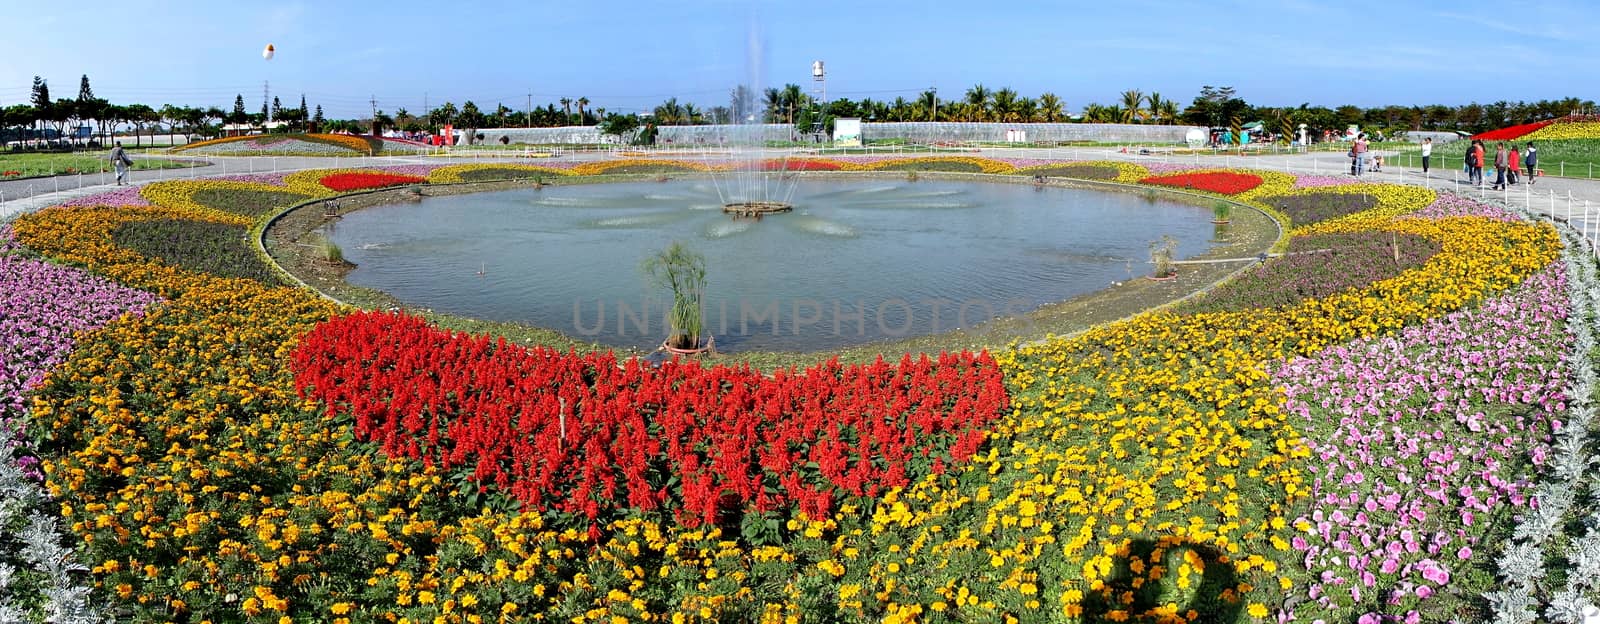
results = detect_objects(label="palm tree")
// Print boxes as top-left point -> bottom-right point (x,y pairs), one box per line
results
857,98 -> 878,121
990,88 -> 1018,122
1156,99 -> 1179,126
891,96 -> 911,122
1119,90 -> 1146,123
559,98 -> 573,124
653,98 -> 684,125
683,103 -> 701,125
763,88 -> 783,123
1080,104 -> 1103,123
964,84 -> 990,121
781,84 -> 805,124
1037,93 -> 1064,122
1016,97 -> 1038,123
918,90 -> 938,121
576,97 -> 589,125
1145,92 -> 1168,124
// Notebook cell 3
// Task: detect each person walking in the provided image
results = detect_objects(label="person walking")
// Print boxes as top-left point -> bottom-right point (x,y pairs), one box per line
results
1492,142 -> 1509,190
1507,145 -> 1520,185
1471,140 -> 1486,186
1420,137 -> 1432,174
110,142 -> 133,186
1526,142 -> 1538,185
1353,133 -> 1369,176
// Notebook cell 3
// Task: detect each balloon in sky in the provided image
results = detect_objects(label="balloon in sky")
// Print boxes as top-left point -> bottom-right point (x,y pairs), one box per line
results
263,44 -> 275,60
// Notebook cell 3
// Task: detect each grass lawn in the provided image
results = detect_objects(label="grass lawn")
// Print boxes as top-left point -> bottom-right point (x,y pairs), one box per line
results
1388,138 -> 1600,179
0,151 -> 198,179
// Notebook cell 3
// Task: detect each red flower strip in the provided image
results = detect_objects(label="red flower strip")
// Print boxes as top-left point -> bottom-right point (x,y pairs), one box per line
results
1473,120 -> 1554,141
1140,171 -> 1263,195
318,172 -> 427,192
290,311 -> 1009,528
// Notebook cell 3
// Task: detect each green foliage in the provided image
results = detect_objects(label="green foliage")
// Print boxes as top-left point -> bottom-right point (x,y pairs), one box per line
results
641,242 -> 707,350
874,160 -> 983,173
111,219 -> 284,285
191,188 -> 311,218
1213,201 -> 1232,221
456,168 -> 548,182
1027,164 -> 1122,180
315,236 -> 345,265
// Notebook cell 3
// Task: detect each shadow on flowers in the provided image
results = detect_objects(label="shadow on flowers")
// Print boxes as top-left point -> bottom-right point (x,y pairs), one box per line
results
1081,537 -> 1244,624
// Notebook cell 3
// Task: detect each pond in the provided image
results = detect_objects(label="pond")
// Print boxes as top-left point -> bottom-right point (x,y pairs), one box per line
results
322,179 -> 1220,351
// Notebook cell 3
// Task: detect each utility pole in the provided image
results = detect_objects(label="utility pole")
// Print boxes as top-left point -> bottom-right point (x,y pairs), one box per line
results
931,86 -> 937,121
527,92 -> 533,128
264,81 -> 272,126
370,95 -> 378,135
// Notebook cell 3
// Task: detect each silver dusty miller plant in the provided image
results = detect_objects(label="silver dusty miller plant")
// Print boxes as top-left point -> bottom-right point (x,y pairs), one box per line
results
1482,210 -> 1600,624
0,439 -> 105,624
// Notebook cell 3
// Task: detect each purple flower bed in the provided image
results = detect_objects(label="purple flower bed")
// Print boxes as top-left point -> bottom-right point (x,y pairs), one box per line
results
0,224 -> 18,254
188,138 -> 353,155
1407,193 -> 1522,222
1274,264 -> 1571,622
1,255 -> 161,436
1140,162 -> 1204,174
59,185 -> 153,208
1294,174 -> 1365,189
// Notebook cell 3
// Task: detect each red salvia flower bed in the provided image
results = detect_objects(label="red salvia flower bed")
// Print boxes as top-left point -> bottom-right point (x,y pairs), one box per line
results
1472,120 -> 1555,141
318,172 -> 427,192
758,159 -> 842,171
291,311 -> 1009,528
1139,171 -> 1263,195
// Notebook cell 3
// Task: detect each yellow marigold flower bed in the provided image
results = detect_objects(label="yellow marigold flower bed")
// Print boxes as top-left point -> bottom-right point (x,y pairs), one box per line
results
6,165 -> 1564,622
1234,170 -> 1298,201
279,168 -> 392,196
137,180 -> 308,226
1524,121 -> 1600,140
853,213 -> 1556,621
1275,184 -> 1437,235
306,133 -> 376,153
427,163 -> 574,183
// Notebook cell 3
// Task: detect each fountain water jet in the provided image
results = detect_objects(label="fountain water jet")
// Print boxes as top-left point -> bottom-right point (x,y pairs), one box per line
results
703,22 -> 799,217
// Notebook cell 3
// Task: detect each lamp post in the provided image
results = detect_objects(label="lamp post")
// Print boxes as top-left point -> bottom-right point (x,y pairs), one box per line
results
262,44 -> 275,129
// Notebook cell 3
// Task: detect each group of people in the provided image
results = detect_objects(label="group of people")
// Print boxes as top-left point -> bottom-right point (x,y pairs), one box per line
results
1354,136 -> 1541,189
1349,133 -> 1374,175
1464,139 -> 1539,189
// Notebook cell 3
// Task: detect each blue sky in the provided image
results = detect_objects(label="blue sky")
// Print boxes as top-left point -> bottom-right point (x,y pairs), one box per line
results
2,0 -> 1597,120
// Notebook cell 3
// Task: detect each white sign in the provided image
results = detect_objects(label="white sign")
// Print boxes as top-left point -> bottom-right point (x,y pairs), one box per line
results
833,118 -> 862,147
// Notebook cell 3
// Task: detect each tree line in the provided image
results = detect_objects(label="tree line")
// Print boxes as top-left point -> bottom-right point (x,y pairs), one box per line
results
5,74 -> 1596,148
640,84 -> 1597,142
